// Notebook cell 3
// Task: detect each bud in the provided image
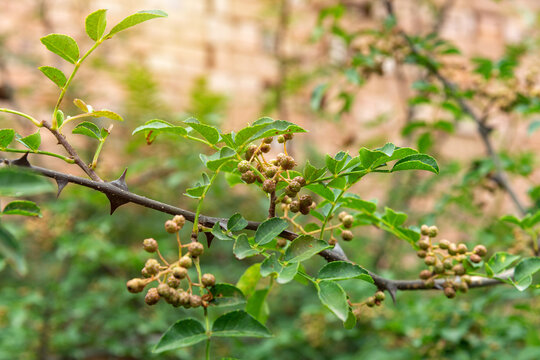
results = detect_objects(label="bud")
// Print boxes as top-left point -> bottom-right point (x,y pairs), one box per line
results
145,287 -> 160,305
141,267 -> 151,278
157,283 -> 172,298
287,180 -> 302,193
277,135 -> 286,143
289,200 -> 300,213
280,156 -> 296,170
448,243 -> 458,256
417,250 -> 427,258
338,211 -> 348,221
178,291 -> 190,306
473,245 -> 487,257
202,273 -> 216,287
265,166 -> 279,178
299,194 -> 313,208
173,215 -> 186,228
424,278 -> 435,288
260,144 -> 271,153
461,275 -> 472,285
245,145 -> 258,160
165,220 -> 179,233
241,170 -> 256,184
293,176 -> 306,187
127,278 -> 146,293
283,133 -> 293,140
458,281 -> 469,293
328,237 -> 338,246
424,256 -> 436,266
433,262 -> 444,274
143,238 -> 158,253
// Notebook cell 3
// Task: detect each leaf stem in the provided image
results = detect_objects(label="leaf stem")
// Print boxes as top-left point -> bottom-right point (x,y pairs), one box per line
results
52,39 -> 103,129
90,139 -> 106,169
0,108 -> 41,127
0,148 -> 75,163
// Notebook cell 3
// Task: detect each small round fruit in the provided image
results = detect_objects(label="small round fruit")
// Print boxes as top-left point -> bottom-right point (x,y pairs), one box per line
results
420,224 -> 429,236
178,291 -> 190,306
179,255 -> 193,269
424,278 -> 435,288
263,137 -> 273,144
473,245 -> 487,257
299,205 -> 310,215
142,238 -> 158,253
190,294 -> 203,308
428,226 -> 438,238
173,266 -> 188,279
173,215 -> 186,228
127,278 -> 146,293
458,281 -> 469,293
338,211 -> 348,221
293,176 -> 306,187
188,242 -> 204,257
144,259 -> 160,275
241,171 -> 256,184
165,220 -> 179,233
366,297 -> 376,307
280,156 -> 296,170
444,287 -> 456,299
341,230 -> 353,241
277,135 -> 285,143
245,145 -> 258,160
277,238 -> 288,248
289,200 -> 300,213
419,270 -> 432,280
470,254 -> 482,263
260,144 -> 271,153
299,194 -> 313,208
157,283 -> 171,298
237,160 -> 251,174
145,288 -> 160,305
416,250 -> 427,258
283,133 -> 293,140
424,256 -> 436,266
342,215 -> 354,229
201,273 -> 216,287
418,239 -> 430,250
452,264 -> 465,275
167,275 -> 181,288
265,166 -> 279,178
448,243 -> 458,255
433,262 -> 444,274
374,291 -> 385,301
328,237 -> 338,246
288,180 -> 301,193
262,179 -> 276,193
457,243 -> 468,254
439,239 -> 450,250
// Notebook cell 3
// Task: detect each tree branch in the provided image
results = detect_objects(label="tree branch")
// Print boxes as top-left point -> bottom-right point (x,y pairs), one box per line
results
41,120 -> 103,182
2,156 -> 512,297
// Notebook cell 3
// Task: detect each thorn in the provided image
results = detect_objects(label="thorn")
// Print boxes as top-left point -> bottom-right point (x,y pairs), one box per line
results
205,231 -> 215,248
12,152 -> 30,167
387,286 -> 397,305
55,178 -> 68,198
106,168 -> 130,214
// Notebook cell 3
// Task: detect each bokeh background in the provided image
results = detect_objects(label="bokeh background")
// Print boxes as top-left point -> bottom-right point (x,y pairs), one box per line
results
0,0 -> 539,359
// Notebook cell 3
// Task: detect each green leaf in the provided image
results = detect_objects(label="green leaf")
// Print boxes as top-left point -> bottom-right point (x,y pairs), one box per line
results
254,217 -> 288,245
211,223 -> 234,241
0,167 -> 54,196
340,197 -> 377,213
73,98 -> 89,112
305,183 -> 335,202
528,120 -> 540,135
86,110 -> 124,122
277,262 -> 299,284
317,281 -> 349,321
283,235 -> 331,263
391,154 -> 439,174
17,131 -> 41,151
236,263 -> 261,297
0,226 -> 27,275
343,310 -> 356,329
246,288 -> 270,324
85,9 -> 107,41
204,147 -> 236,171
56,110 -> 64,128
38,66 -> 67,88
513,257 -> 540,291
260,254 -> 282,277
311,83 -> 328,110
40,34 -> 79,64
2,200 -> 41,217
0,129 -> 15,148
184,118 -> 220,144
317,261 -> 372,282
233,234 -> 258,260
500,214 -> 523,228
72,121 -> 102,140
210,283 -> 246,307
228,213 -> 248,232
132,119 -> 187,140
485,252 -> 520,277
106,10 -> 168,38
212,310 -> 272,338
382,207 -> 407,227
303,161 -> 327,182
238,119 -> 307,146
153,318 -> 206,353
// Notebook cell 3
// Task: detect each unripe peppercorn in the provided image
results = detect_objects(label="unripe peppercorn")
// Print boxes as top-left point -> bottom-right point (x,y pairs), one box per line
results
179,255 -> 193,269
417,250 -> 427,258
452,264 -> 465,275
443,259 -> 453,270
127,278 -> 146,293
341,230 -> 354,241
338,211 -> 348,221
448,243 -> 458,256
188,242 -> 204,257
260,144 -> 271,153
280,156 -> 296,170
178,291 -> 190,306
157,283 -> 171,298
470,254 -> 482,263
165,220 -> 179,233
293,176 -> 306,187
374,291 -> 385,301
342,215 -> 354,229
457,243 -> 468,254
190,294 -> 203,308
299,194 -> 313,207
263,137 -> 273,144
473,245 -> 487,257
141,267 -> 151,278
173,215 -> 186,228
458,281 -> 469,293
262,179 -> 276,193
428,226 -> 438,238
143,238 -> 158,253
461,275 -> 472,285
444,287 -> 456,299
237,160 -> 251,174
277,135 -> 285,143
289,200 -> 300,213
173,266 -> 188,279
424,256 -> 436,266
265,166 -> 279,178
288,180 -> 302,193
283,196 -> 292,204
283,133 -> 293,140
165,290 -> 180,305
419,269 -> 432,280
241,170 -> 256,184
202,273 -> 216,287
144,259 -> 160,275
366,297 -> 376,307
439,239 -> 450,249
167,275 -> 181,288
424,278 -> 435,288
434,262 -> 444,274
245,145 -> 257,160
276,153 -> 287,164
418,239 -> 430,250
277,238 -> 288,248
299,205 -> 310,215
145,287 -> 160,305
420,224 -> 430,236
328,237 -> 338,246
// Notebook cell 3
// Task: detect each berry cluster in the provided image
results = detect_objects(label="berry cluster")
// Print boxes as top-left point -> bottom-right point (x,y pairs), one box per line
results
416,225 -> 488,298
126,215 -> 216,308
352,290 -> 386,319
237,132 -> 315,216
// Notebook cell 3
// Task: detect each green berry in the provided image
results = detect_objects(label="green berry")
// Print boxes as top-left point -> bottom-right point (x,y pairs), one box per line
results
145,288 -> 160,305
277,135 -> 285,143
167,275 -> 181,288
143,238 -> 158,253
165,220 -> 179,233
144,259 -> 160,275
338,211 -> 348,221
457,243 -> 468,254
277,238 -> 288,248
262,179 -> 276,193
342,215 -> 354,229
157,283 -> 171,298
141,267 -> 151,278
424,278 -> 435,288
260,144 -> 271,153
179,255 -> 193,269
473,245 -> 487,257
341,230 -> 353,241
433,262 -> 444,274
173,266 -> 188,279
452,264 -> 465,275
458,281 -> 469,293
238,160 -> 251,173
420,224 -> 430,236
374,291 -> 385,301
428,226 -> 438,238
263,137 -> 273,144
417,250 -> 427,258
448,243 -> 458,255
241,170 -> 256,184
439,239 -> 450,249
418,239 -> 430,250
443,259 -> 453,270
419,270 -> 432,280
289,200 -> 300,213
366,296 -> 376,307
288,180 -> 301,193
424,256 -> 436,266
265,166 -> 279,178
